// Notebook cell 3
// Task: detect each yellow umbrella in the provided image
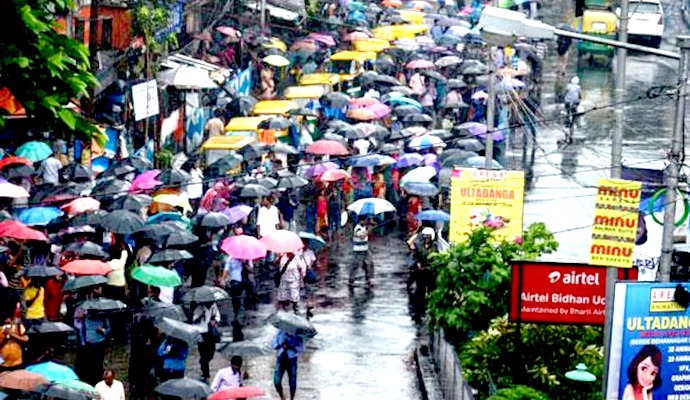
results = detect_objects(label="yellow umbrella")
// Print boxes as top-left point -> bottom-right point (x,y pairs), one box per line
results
263,54 -> 291,67
152,193 -> 192,214
262,37 -> 288,52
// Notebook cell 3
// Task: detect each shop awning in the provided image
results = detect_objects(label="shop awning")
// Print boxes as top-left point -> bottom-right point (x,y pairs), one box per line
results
245,2 -> 301,21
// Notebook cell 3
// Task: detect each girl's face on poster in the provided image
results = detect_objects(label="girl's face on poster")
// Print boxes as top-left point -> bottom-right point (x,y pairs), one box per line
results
637,356 -> 659,389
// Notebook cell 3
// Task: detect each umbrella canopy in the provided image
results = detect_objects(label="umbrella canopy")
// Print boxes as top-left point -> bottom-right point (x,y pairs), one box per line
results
16,141 -> 52,162
347,198 -> 396,215
0,180 -> 30,198
62,259 -> 112,276
158,169 -> 191,186
26,362 -> 78,382
408,134 -> 446,150
137,302 -> 186,322
403,113 -> 433,124
406,59 -> 435,69
220,340 -> 270,356
146,212 -> 187,226
305,162 -> 339,178
101,210 -> 145,234
396,153 -> 424,168
132,265 -> 182,288
275,174 -> 308,190
130,170 -> 162,193
268,311 -> 317,338
4,164 -> 35,180
0,156 -> 32,169
298,231 -> 327,252
78,298 -> 126,311
63,275 -> 108,291
402,182 -> 439,197
61,198 -> 100,216
155,317 -> 202,345
0,220 -> 49,241
149,249 -> 193,264
154,230 -> 199,247
222,205 -> 253,224
59,164 -> 91,183
416,209 -> 451,222
306,140 -> 349,156
221,235 -> 267,260
420,69 -> 447,82
155,378 -> 213,399
157,66 -> 218,89
208,386 -> 266,400
401,166 -> 437,185
65,241 -> 109,259
322,92 -> 351,108
26,265 -> 62,277
260,230 -> 304,254
17,207 -> 63,226
41,382 -> 93,400
28,321 -> 74,333
240,184 -> 271,198
0,370 -> 48,391
319,168 -> 351,182
206,155 -> 244,178
463,156 -> 503,169
107,194 -> 152,212
200,212 -> 231,228
441,151 -> 479,168
455,138 -> 485,152
182,285 -> 229,303
263,54 -> 290,67
435,55 -> 463,68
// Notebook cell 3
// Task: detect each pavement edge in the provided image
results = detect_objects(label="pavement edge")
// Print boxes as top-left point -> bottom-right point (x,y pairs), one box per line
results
415,327 -> 445,400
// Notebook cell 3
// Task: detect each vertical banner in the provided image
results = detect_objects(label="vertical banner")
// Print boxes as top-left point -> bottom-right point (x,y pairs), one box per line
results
590,179 -> 642,268
449,168 -> 525,243
606,282 -> 690,400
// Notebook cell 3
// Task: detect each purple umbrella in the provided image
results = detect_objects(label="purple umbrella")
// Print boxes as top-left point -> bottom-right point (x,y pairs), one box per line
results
424,154 -> 440,172
306,161 -> 339,178
396,153 -> 424,168
456,122 -> 504,142
222,204 -> 253,224
367,103 -> 392,119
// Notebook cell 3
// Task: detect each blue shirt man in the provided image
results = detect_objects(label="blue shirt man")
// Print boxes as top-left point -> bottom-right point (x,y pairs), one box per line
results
273,330 -> 304,400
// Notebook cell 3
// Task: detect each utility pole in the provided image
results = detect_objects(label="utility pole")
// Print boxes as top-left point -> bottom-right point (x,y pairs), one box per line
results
602,0 -> 628,395
260,0 -> 267,32
659,36 -> 690,282
484,0 -> 498,170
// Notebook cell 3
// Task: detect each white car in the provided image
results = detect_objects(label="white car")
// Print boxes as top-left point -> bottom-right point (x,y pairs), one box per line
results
618,0 -> 665,48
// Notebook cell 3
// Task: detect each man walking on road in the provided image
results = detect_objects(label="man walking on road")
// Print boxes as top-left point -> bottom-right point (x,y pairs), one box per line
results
273,330 -> 304,400
350,216 -> 373,288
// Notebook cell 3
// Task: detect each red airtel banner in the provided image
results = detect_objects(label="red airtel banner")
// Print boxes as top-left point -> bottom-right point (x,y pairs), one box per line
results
510,262 -> 637,325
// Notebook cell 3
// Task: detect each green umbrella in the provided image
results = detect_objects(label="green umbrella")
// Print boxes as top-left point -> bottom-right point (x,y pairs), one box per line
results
131,265 -> 182,288
498,0 -> 515,7
16,141 -> 53,162
53,379 -> 96,395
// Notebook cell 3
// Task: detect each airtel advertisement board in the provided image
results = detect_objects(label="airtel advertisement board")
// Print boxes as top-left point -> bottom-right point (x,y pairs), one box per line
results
510,262 -> 637,325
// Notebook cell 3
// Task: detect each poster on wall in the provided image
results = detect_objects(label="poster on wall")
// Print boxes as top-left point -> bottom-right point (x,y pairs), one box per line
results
606,282 -> 690,400
132,80 -> 160,122
590,179 -> 642,268
449,168 -> 525,243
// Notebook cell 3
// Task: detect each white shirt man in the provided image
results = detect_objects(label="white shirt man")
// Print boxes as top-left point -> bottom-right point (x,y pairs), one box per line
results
94,369 -> 125,400
256,197 -> 281,237
38,156 -> 62,185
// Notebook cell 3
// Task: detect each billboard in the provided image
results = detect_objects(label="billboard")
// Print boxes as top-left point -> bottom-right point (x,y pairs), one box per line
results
590,179 -> 642,268
510,262 -> 638,325
449,168 -> 525,243
606,282 -> 690,400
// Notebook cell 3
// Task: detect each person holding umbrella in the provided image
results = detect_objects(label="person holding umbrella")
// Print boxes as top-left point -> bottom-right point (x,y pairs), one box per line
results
157,335 -> 189,382
273,329 -> 304,400
350,216 -> 373,289
191,301 -> 221,383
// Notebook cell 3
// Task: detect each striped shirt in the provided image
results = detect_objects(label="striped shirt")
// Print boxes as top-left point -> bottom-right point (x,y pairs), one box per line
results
352,224 -> 369,252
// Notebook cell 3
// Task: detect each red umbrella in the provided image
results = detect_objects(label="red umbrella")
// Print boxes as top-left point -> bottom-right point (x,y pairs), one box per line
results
0,156 -> 32,170
319,168 -> 351,182
0,220 -> 48,242
260,230 -> 304,254
208,386 -> 266,400
62,259 -> 113,276
0,370 -> 48,391
305,140 -> 349,156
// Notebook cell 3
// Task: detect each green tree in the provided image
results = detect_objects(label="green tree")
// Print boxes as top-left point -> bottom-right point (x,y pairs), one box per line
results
427,223 -> 559,341
0,0 -> 105,146
486,385 -> 550,400
130,0 -> 178,78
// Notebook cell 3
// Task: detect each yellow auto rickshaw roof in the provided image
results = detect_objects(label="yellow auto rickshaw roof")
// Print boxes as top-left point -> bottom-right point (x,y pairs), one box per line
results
352,38 -> 391,53
201,135 -> 256,150
299,73 -> 341,86
261,37 -> 288,52
284,85 -> 327,99
252,100 -> 300,115
224,116 -> 270,132
329,51 -> 377,62
372,24 -> 428,40
580,10 -> 617,32
397,10 -> 426,24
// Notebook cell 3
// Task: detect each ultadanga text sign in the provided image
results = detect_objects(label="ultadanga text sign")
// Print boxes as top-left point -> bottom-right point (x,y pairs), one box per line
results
590,178 -> 642,268
449,168 -> 525,243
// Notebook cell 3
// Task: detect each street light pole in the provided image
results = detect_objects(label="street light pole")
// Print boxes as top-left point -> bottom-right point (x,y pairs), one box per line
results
260,0 -> 267,32
659,36 -> 690,282
484,54 -> 496,169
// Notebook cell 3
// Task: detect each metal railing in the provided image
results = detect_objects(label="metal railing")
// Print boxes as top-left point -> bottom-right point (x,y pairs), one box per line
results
429,329 -> 476,400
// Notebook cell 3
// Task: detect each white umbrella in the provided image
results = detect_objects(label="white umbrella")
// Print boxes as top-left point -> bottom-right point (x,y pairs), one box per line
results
157,66 -> 219,89
347,198 -> 396,215
400,166 -> 437,185
408,134 -> 446,151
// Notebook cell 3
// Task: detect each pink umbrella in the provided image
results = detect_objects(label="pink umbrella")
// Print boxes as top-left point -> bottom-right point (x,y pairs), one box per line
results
130,170 -> 162,193
345,31 -> 370,41
306,162 -> 339,178
221,235 -> 267,260
349,97 -> 380,108
208,386 -> 266,400
306,140 -> 349,156
320,168 -> 351,182
406,59 -> 435,69
308,33 -> 337,47
61,197 -> 101,216
216,26 -> 241,40
260,230 -> 304,254
367,103 -> 392,118
0,180 -> 29,198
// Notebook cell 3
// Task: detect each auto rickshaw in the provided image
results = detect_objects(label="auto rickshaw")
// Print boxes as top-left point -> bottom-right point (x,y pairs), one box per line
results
372,24 -> 428,41
573,2 -> 616,62
299,73 -> 341,88
225,116 -> 271,137
251,100 -> 300,116
284,85 -> 329,107
200,135 -> 256,167
352,38 -> 391,53
326,51 -> 377,96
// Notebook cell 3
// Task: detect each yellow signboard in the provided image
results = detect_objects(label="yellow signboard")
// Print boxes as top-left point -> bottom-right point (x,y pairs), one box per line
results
449,168 -> 525,243
590,178 -> 642,268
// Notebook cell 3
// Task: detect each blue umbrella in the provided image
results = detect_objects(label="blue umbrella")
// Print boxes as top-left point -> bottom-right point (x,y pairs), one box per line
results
402,182 -> 440,197
464,156 -> 503,169
416,210 -> 451,222
385,96 -> 423,109
349,154 -> 396,168
298,231 -> 327,252
26,361 -> 78,382
396,153 -> 424,168
16,141 -> 52,162
17,207 -> 63,226
147,212 -> 186,225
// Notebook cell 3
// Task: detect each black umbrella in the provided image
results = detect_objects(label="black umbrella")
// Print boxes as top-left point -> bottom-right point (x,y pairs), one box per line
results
259,116 -> 292,130
158,169 -> 191,186
240,184 -> 271,198
446,78 -> 468,90
65,241 -> 109,259
441,151 -> 480,168
101,162 -> 136,178
276,174 -> 308,190
200,212 -> 231,228
322,133 -> 348,146
454,138 -> 485,152
92,179 -> 131,198
79,297 -> 127,311
26,265 -> 62,277
44,214 -> 71,233
4,164 -> 35,179
28,321 -> 74,334
258,177 -> 278,189
435,55 -> 463,68
221,340 -> 270,356
420,69 -> 447,82
149,249 -> 193,264
206,155 -> 243,179
154,230 -> 199,247
381,143 -> 403,154
182,285 -> 229,303
333,124 -> 362,140
268,311 -> 317,338
272,142 -> 299,155
59,164 -> 91,183
155,317 -> 202,345
101,209 -> 145,234
403,113 -> 434,123
461,62 -> 488,75
387,86 -> 415,96
138,221 -> 189,240
33,183 -> 82,203
239,143 -> 266,161
41,383 -> 91,400
428,129 -> 454,141
322,92 -> 351,108
393,105 -> 421,116
137,301 -> 187,321
229,95 -> 258,116
154,378 -> 213,399
288,108 -> 319,117
71,210 -> 108,226
107,194 -> 153,211
373,75 -> 400,86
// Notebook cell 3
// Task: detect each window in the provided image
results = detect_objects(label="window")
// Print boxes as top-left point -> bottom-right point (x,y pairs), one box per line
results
74,18 -> 86,44
631,2 -> 661,14
100,17 -> 113,49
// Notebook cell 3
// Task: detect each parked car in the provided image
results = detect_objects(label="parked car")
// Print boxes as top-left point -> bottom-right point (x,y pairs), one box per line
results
617,0 -> 665,48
